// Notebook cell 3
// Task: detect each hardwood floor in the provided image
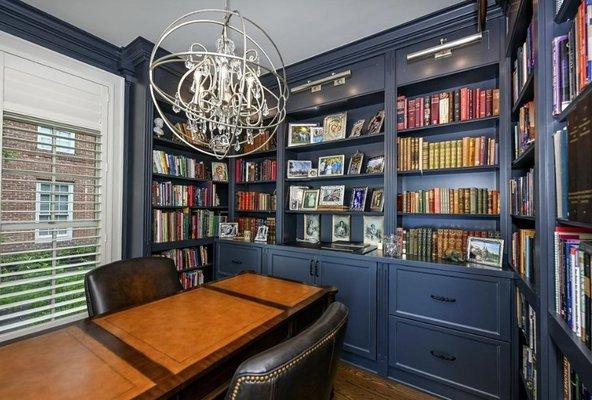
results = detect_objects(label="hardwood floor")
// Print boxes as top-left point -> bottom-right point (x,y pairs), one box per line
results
334,363 -> 436,400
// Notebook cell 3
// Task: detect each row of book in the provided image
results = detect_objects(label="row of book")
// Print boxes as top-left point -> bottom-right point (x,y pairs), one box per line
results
562,356 -> 592,400
180,270 -> 204,290
235,158 -> 277,183
397,188 -> 500,215
512,229 -> 535,282
510,169 -> 535,217
552,2 -> 592,115
236,191 -> 277,212
237,217 -> 276,244
396,87 -> 500,130
517,292 -> 537,400
158,246 -> 209,271
153,209 -> 226,242
512,17 -> 536,104
152,150 -> 210,179
399,227 -> 500,260
242,129 -> 276,153
514,101 -> 536,159
152,181 -> 221,207
554,227 -> 592,345
397,136 -> 498,171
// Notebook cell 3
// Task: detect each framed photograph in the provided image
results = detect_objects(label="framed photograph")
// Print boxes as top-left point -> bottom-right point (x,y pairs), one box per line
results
287,160 -> 312,179
347,152 -> 364,175
219,222 -> 238,238
332,215 -> 351,242
212,162 -> 228,182
301,189 -> 320,211
350,119 -> 365,137
467,237 -> 504,268
311,127 -> 324,144
363,216 -> 384,249
319,185 -> 346,206
370,188 -> 384,212
367,110 -> 385,134
308,168 -> 318,177
318,155 -> 345,177
366,155 -> 385,174
254,225 -> 269,242
288,123 -> 316,147
350,186 -> 368,212
323,112 -> 347,141
288,186 -> 309,210
303,214 -> 320,242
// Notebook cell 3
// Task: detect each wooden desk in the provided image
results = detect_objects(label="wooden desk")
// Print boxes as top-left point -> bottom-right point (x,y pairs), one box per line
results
0,272 -> 335,400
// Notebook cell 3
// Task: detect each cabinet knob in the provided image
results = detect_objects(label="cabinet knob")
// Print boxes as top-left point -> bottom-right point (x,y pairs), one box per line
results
430,350 -> 456,362
430,294 -> 456,303
231,260 -> 243,265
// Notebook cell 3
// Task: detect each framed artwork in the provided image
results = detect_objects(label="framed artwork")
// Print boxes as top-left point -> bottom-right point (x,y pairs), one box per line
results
301,189 -> 320,210
323,112 -> 347,141
219,222 -> 238,238
311,127 -> 324,143
254,225 -> 268,242
332,215 -> 351,242
303,214 -> 320,242
350,119 -> 365,137
287,160 -> 312,179
350,186 -> 368,212
467,237 -> 504,268
308,168 -> 318,177
288,123 -> 316,147
363,216 -> 384,249
370,188 -> 384,212
319,185 -> 346,206
367,110 -> 385,134
211,162 -> 228,182
366,155 -> 385,174
318,155 -> 345,177
347,152 -> 364,175
288,186 -> 308,210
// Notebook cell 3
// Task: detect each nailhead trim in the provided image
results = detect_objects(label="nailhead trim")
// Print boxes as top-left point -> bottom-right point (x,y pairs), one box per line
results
229,318 -> 346,400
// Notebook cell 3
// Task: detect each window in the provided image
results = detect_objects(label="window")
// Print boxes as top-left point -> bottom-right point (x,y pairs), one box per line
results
35,182 -> 74,241
37,127 -> 76,154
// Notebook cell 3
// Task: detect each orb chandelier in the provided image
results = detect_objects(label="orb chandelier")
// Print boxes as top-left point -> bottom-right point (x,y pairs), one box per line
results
149,1 -> 288,159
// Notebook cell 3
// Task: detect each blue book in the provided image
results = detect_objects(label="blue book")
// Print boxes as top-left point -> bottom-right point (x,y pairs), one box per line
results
554,128 -> 569,219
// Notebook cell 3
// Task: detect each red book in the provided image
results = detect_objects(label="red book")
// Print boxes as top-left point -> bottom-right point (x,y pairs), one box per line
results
460,88 -> 469,121
396,95 -> 407,130
430,95 -> 439,125
468,89 -> 474,120
485,89 -> 493,117
479,89 -> 486,118
416,97 -> 424,127
408,99 -> 416,128
475,88 -> 481,118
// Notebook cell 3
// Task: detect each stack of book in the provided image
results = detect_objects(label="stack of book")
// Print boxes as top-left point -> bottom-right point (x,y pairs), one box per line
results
514,101 -> 536,159
152,150 -> 208,179
152,181 -> 220,207
158,246 -> 209,271
512,229 -> 536,281
510,169 -> 535,216
517,293 -> 537,399
562,356 -> 591,399
152,209 -> 225,242
397,188 -> 500,215
242,129 -> 276,153
396,86 -> 500,130
552,3 -> 592,115
180,270 -> 204,290
512,17 -> 536,104
235,158 -> 277,182
401,227 -> 500,259
397,136 -> 497,171
236,191 -> 276,211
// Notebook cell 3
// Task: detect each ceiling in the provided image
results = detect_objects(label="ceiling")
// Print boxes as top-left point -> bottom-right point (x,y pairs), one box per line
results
22,0 -> 466,67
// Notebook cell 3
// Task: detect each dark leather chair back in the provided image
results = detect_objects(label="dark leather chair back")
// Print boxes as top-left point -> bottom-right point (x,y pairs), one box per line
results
226,301 -> 349,400
84,256 -> 181,318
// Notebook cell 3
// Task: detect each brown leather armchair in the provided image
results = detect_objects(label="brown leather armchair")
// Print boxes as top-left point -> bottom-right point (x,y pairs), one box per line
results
84,256 -> 181,318
225,301 -> 349,400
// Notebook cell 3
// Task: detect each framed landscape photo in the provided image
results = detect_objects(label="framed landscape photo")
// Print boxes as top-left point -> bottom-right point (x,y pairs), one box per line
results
363,216 -> 384,249
319,185 -> 345,207
318,155 -> 345,177
323,112 -> 347,141
219,222 -> 239,239
288,186 -> 309,210
350,186 -> 368,212
347,152 -> 364,175
332,215 -> 351,242
288,123 -> 316,147
301,189 -> 320,211
311,127 -> 324,144
467,237 -> 504,268
366,155 -> 385,174
303,214 -> 320,242
287,160 -> 312,179
367,110 -> 385,134
211,162 -> 228,182
370,188 -> 384,212
350,119 -> 365,137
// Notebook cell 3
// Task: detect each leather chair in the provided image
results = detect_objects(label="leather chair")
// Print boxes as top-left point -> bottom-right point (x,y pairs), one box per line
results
226,301 -> 349,400
84,256 -> 181,318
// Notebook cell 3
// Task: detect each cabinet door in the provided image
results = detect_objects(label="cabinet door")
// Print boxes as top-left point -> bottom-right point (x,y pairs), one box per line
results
216,242 -> 262,278
267,249 -> 314,284
317,256 -> 377,361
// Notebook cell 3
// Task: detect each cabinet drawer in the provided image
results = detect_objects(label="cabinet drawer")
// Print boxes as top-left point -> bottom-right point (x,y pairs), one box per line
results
216,242 -> 262,276
389,317 -> 509,400
287,56 -> 384,113
389,266 -> 510,340
267,249 -> 314,284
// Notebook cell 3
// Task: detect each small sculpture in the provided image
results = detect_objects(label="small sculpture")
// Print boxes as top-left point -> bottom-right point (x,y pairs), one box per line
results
153,117 -> 164,137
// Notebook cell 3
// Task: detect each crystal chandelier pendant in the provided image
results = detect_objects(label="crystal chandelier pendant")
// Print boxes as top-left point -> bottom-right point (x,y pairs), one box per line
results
148,2 -> 288,159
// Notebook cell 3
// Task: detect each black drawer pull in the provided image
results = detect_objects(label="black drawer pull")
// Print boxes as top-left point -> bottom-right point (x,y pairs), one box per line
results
309,259 -> 314,276
430,350 -> 456,362
430,294 -> 456,303
231,260 -> 243,265
314,260 -> 319,277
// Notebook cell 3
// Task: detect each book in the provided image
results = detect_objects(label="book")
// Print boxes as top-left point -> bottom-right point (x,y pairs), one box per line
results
510,169 -> 535,216
554,127 -> 570,219
152,150 -> 210,179
235,158 -> 277,183
236,191 -> 276,211
517,291 -> 537,400
512,229 -> 536,281
157,246 -> 210,271
514,101 -> 536,159
397,188 -> 500,215
152,181 -> 220,207
152,209 -> 226,242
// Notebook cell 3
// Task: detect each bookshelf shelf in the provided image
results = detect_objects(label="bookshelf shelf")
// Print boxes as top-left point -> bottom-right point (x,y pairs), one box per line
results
286,173 -> 384,182
285,210 -> 384,216
152,205 -> 228,211
235,210 -> 276,214
236,180 -> 276,184
398,165 -> 498,176
397,116 -> 498,135
177,263 -> 213,273
153,136 -> 195,152
557,218 -> 592,230
238,149 -> 277,159
515,272 -> 538,306
554,0 -> 581,23
512,73 -> 534,114
556,83 -> 592,122
397,212 -> 499,219
512,143 -> 535,169
286,133 -> 384,152
152,238 -> 215,252
505,0 -> 533,57
152,173 -> 211,183
511,215 -> 535,222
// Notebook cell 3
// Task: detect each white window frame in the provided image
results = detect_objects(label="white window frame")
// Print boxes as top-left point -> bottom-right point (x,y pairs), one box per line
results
35,181 -> 74,241
37,126 -> 76,154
